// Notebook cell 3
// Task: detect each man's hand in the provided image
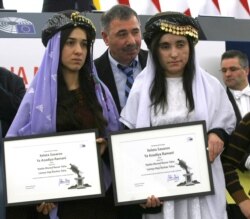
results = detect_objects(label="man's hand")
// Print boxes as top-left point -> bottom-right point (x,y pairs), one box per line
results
207,133 -> 224,162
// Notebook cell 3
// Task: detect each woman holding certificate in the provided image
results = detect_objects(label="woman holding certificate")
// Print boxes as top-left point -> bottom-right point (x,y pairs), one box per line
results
120,12 -> 236,219
6,10 -> 120,219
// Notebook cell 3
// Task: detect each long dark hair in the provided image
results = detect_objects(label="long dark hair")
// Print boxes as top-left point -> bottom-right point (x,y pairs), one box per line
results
149,33 -> 195,114
56,27 -> 107,134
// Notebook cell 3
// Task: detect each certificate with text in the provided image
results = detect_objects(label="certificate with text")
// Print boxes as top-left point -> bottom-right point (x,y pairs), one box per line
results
3,130 -> 104,206
109,121 -> 214,205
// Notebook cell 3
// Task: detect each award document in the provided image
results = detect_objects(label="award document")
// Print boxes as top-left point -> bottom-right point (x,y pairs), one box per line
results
3,130 -> 104,206
109,121 -> 214,205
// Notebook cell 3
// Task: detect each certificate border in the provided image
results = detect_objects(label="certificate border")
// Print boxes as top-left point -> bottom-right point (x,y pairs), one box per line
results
108,120 -> 214,206
2,129 -> 105,206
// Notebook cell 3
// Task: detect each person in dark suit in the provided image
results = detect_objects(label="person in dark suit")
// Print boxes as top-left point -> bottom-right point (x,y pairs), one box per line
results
94,4 -> 161,219
0,67 -> 25,137
220,49 -> 250,219
0,0 -> 3,8
0,67 -> 25,219
42,0 -> 96,12
94,4 -> 148,113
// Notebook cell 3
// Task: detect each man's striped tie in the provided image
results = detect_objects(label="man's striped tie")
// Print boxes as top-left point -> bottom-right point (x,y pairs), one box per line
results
117,60 -> 137,100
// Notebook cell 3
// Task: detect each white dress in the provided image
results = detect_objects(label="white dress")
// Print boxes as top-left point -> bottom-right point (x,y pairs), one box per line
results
143,78 -> 227,219
150,77 -> 194,126
120,53 -> 236,219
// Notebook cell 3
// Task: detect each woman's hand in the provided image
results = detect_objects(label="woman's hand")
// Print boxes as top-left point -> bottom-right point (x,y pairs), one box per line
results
36,202 -> 56,215
140,195 -> 163,209
207,133 -> 224,162
96,138 -> 107,155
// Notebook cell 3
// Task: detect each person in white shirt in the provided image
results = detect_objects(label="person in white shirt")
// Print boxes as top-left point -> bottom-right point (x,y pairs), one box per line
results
221,49 -> 250,169
221,50 -> 250,121
220,49 -> 250,219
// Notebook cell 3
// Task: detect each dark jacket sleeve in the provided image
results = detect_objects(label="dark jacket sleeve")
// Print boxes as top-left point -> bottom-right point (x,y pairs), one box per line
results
221,112 -> 250,204
207,128 -> 229,146
0,68 -> 26,136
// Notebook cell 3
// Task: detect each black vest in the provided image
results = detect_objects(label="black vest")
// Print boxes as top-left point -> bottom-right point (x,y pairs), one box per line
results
42,0 -> 96,12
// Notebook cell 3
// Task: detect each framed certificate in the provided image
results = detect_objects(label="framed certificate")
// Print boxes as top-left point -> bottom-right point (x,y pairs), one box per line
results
3,130 -> 104,206
109,121 -> 214,205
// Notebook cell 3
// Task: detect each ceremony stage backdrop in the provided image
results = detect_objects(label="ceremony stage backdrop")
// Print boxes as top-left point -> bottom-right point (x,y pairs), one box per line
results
0,12 -> 250,203
0,12 -> 250,87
